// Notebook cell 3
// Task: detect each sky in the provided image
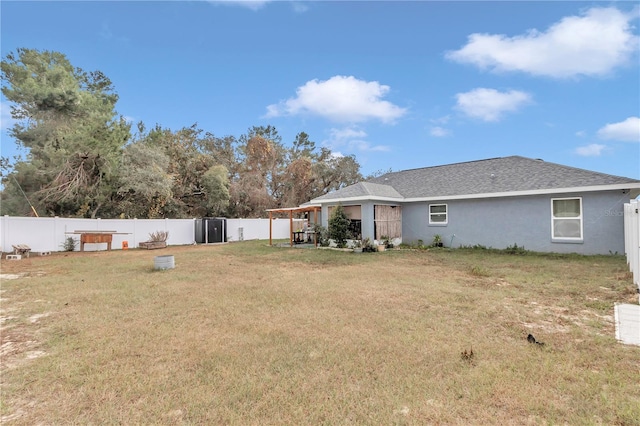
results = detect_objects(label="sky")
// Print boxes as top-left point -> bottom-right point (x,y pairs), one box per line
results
1,1 -> 639,180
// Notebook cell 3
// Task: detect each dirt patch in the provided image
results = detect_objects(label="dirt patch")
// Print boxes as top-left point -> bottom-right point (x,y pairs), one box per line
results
0,279 -> 51,372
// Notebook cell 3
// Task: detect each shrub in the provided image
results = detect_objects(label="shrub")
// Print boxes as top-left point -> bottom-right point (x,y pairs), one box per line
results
328,204 -> 351,248
60,237 -> 78,252
313,224 -> 330,247
148,231 -> 169,242
504,243 -> 527,255
362,238 -> 376,252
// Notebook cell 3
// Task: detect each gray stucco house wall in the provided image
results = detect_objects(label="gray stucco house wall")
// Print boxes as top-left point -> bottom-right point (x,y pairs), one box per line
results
305,156 -> 640,255
320,201 -> 377,240
401,190 -> 628,255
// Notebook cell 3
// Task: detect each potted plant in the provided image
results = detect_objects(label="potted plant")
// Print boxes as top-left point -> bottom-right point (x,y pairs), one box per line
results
383,235 -> 394,249
432,234 -> 443,248
352,240 -> 363,253
362,238 -> 375,253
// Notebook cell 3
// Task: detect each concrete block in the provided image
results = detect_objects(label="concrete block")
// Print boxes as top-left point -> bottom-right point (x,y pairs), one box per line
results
615,303 -> 640,346
6,255 -> 22,260
39,251 -> 52,256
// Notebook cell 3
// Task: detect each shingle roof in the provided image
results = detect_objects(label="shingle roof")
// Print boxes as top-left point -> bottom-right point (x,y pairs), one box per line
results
311,156 -> 640,202
312,182 -> 403,202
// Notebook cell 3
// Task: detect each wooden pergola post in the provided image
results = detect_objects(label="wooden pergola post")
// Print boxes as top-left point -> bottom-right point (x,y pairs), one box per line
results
314,207 -> 319,247
269,211 -> 273,246
289,210 -> 293,247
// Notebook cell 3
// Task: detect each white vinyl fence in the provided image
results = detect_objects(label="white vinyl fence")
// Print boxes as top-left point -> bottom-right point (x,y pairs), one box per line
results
623,200 -> 640,292
616,200 -> 640,346
0,216 -> 303,253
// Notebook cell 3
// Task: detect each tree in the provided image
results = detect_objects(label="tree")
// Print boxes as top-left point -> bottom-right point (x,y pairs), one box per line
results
201,165 -> 230,216
311,148 -> 363,199
1,48 -> 366,219
328,204 -> 351,248
116,142 -> 173,218
1,48 -> 130,217
140,124 -> 216,218
229,126 -> 287,217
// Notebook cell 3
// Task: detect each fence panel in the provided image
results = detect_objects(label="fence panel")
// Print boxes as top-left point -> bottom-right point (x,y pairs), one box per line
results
1,216 -> 302,253
624,200 -> 639,291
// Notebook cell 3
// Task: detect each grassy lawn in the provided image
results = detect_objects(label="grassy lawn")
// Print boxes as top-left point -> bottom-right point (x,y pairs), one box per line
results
1,241 -> 638,425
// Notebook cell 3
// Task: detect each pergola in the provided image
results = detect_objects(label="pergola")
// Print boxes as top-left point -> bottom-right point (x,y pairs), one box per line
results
266,205 -> 321,247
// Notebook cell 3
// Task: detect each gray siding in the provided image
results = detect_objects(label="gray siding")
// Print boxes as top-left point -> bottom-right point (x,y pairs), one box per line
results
401,191 -> 628,255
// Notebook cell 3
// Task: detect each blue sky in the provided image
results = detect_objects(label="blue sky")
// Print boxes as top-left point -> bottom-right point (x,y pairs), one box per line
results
1,1 -> 639,179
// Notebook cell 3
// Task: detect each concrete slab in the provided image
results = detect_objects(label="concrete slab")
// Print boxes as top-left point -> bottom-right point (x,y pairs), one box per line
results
614,303 -> 640,346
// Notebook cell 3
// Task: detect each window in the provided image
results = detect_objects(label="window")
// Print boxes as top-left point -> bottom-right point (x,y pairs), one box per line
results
551,198 -> 582,240
429,204 -> 447,225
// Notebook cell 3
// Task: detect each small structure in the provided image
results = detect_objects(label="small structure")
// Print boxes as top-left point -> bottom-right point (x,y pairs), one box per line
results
12,244 -> 31,258
266,206 -> 321,247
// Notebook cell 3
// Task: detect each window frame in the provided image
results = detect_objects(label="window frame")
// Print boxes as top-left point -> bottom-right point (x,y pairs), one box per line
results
550,197 -> 583,242
428,203 -> 448,226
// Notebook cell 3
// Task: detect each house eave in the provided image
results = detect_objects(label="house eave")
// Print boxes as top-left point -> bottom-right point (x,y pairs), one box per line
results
310,195 -> 404,204
311,183 -> 640,204
402,183 -> 640,202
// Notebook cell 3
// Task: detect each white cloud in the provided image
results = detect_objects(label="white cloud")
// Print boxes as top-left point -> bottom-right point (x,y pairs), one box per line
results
430,115 -> 450,125
323,126 -> 390,153
291,2 -> 309,13
446,7 -> 639,78
575,143 -> 607,156
597,116 -> 640,142
455,88 -> 532,122
265,75 -> 407,124
208,0 -> 272,11
208,0 -> 309,12
330,127 -> 367,140
430,126 -> 450,137
575,130 -> 586,137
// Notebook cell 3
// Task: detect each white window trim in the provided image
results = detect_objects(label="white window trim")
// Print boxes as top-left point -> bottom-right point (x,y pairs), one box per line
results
551,197 -> 583,241
429,203 -> 448,225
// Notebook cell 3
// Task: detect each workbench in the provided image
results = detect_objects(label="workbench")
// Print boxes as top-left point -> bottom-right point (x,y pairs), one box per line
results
66,230 -> 128,251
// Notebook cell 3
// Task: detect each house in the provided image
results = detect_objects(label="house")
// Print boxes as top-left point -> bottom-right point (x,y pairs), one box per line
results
304,156 -> 640,255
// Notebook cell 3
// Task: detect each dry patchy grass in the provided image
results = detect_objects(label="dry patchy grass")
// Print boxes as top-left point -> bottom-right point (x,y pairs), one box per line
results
1,242 -> 639,425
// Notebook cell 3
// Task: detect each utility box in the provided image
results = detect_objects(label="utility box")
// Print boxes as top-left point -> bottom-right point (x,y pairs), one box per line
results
195,218 -> 227,244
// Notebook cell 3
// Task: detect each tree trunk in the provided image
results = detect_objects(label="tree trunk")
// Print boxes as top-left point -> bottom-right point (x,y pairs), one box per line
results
90,202 -> 102,219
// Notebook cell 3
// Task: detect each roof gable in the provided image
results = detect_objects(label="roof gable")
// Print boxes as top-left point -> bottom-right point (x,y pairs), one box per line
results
312,181 -> 403,202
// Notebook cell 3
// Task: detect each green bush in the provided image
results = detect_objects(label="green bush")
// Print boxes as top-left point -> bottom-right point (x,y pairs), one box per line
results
313,224 -> 330,247
504,243 -> 527,255
328,204 -> 351,248
60,237 -> 78,252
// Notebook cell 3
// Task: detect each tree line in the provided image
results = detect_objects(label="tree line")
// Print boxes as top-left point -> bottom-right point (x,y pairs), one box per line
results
0,48 -> 364,218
